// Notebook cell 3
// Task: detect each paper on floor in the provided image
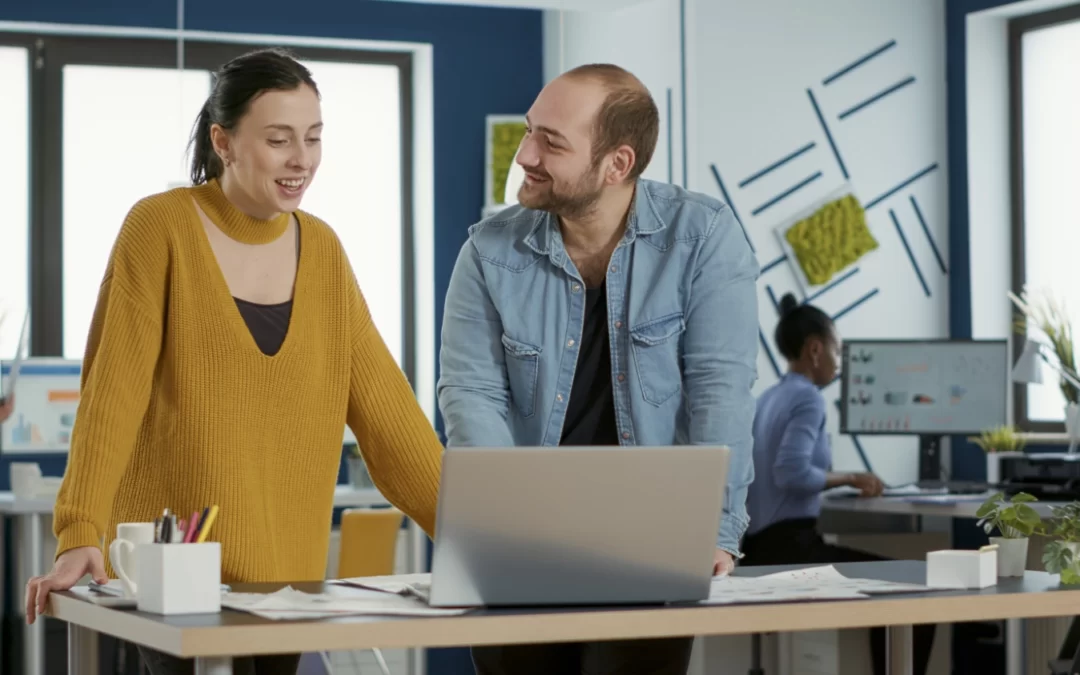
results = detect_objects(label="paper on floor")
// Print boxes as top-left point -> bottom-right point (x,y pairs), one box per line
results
222,585 -> 465,620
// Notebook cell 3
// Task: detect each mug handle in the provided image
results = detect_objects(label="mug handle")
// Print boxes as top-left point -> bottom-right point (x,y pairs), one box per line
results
109,539 -> 137,597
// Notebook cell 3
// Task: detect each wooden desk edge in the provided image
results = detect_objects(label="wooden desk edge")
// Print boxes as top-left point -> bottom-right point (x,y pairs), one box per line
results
47,586 -> 1080,658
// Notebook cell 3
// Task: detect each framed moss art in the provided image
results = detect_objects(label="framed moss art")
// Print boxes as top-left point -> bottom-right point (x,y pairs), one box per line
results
772,185 -> 879,295
484,115 -> 528,216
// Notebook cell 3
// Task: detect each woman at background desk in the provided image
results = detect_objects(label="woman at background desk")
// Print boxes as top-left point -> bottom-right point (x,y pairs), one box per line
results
741,293 -> 934,675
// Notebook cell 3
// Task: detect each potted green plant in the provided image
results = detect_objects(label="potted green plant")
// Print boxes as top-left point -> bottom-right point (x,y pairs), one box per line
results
974,425 -> 1027,484
1042,501 -> 1080,584
973,425 -> 1026,454
976,492 -> 1043,577
345,443 -> 374,489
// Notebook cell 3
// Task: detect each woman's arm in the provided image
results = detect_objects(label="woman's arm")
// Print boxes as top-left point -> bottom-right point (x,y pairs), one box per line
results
53,197 -> 169,556
344,269 -> 442,537
771,392 -> 832,495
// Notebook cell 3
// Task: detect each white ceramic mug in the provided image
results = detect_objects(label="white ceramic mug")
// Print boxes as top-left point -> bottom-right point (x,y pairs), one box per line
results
109,522 -> 156,597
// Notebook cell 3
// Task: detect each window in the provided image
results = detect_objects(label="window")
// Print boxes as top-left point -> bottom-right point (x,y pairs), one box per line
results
1010,5 -> 1080,431
298,60 -> 405,366
62,65 -> 210,358
0,46 -> 29,358
4,34 -> 414,383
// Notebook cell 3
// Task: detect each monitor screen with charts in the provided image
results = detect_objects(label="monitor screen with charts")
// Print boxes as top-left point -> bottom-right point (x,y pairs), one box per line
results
839,339 -> 1008,435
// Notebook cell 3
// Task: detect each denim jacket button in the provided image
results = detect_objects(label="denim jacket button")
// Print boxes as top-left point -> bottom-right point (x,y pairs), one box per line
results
621,431 -> 630,439
572,283 -> 581,292
557,393 -> 564,402
567,339 -> 575,347
617,373 -> 625,382
614,321 -> 623,329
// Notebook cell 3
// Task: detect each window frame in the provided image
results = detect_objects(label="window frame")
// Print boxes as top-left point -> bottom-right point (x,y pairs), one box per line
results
2,32 -> 416,385
1008,4 -> 1080,432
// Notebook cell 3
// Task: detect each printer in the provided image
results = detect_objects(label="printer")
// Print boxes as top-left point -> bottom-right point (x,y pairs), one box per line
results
996,452 -> 1080,500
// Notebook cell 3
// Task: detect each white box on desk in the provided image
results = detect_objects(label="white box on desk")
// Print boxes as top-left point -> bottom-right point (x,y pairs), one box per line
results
926,548 -> 997,589
136,542 -> 222,614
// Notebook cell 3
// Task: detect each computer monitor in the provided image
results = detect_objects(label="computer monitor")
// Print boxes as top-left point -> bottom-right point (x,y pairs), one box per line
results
839,339 -> 1009,482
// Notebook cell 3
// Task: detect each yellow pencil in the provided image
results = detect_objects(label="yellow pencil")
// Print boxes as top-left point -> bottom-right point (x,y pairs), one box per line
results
196,505 -> 219,543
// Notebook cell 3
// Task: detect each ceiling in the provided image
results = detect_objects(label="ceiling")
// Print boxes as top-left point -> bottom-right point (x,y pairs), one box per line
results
374,0 -> 654,10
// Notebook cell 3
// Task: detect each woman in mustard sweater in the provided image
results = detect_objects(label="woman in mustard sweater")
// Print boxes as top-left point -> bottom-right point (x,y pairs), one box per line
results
24,48 -> 442,674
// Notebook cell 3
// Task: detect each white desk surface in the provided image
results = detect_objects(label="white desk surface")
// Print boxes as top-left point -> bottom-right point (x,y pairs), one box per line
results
45,561 -> 1080,659
0,485 -> 386,516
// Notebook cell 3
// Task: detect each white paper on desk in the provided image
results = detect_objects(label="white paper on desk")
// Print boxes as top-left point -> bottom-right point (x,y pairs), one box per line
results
703,566 -> 929,605
222,586 -> 465,621
332,573 -> 432,597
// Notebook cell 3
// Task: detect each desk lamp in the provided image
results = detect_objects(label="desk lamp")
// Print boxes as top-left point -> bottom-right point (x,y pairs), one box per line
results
1012,338 -> 1080,453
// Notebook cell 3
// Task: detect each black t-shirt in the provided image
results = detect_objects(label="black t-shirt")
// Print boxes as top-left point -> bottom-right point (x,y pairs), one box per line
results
560,282 -> 620,446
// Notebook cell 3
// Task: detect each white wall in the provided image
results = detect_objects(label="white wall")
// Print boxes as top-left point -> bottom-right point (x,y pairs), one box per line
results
546,0 -> 950,486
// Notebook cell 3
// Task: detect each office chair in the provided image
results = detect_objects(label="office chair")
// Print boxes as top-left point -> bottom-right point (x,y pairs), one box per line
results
320,507 -> 404,675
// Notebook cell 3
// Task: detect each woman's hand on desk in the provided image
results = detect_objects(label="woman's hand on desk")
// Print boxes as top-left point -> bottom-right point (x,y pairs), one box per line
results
849,472 -> 884,497
25,546 -> 108,624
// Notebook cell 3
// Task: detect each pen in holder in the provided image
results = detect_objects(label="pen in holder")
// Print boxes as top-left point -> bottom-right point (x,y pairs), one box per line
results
131,542 -> 222,615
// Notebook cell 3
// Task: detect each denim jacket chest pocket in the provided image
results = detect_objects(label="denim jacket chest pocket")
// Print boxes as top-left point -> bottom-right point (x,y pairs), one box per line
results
628,312 -> 685,406
501,334 -> 542,418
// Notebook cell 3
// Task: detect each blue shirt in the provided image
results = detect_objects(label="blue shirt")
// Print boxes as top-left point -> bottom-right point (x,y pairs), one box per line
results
437,178 -> 760,555
745,372 -> 831,536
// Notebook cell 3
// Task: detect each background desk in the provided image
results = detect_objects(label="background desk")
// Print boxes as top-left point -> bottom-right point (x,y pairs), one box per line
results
45,561 -> 1080,675
0,485 -> 416,675
820,495 -> 1072,675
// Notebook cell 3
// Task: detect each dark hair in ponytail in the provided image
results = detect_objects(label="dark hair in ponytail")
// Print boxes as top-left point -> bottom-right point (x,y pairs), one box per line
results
189,47 -> 319,185
774,293 -> 833,361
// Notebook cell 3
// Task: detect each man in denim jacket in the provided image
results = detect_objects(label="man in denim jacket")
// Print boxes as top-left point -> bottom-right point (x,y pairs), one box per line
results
438,63 -> 759,674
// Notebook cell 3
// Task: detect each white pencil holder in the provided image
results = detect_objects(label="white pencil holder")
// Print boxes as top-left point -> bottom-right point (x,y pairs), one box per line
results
926,548 -> 997,589
135,543 -> 222,615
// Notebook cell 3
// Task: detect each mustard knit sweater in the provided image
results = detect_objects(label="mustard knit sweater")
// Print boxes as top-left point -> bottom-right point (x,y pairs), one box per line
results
53,180 -> 443,583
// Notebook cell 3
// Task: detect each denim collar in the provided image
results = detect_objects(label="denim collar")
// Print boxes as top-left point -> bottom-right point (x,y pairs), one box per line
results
522,179 -> 668,268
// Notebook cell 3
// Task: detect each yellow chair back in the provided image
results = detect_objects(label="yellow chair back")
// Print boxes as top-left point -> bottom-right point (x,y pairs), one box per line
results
337,507 -> 404,578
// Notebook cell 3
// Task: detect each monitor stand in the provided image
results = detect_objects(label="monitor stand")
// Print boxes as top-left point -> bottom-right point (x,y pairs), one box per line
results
918,434 -> 944,487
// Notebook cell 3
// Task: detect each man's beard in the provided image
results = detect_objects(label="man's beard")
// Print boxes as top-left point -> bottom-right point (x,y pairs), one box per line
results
517,162 -> 603,220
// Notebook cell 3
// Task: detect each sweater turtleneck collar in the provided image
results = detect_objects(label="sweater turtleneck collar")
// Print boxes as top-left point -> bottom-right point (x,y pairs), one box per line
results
192,178 -> 289,244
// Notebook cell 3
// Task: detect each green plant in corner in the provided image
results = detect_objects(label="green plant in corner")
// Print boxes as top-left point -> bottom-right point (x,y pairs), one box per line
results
973,425 -> 1026,454
975,492 -> 1043,538
1009,288 -> 1078,404
1042,502 -> 1080,583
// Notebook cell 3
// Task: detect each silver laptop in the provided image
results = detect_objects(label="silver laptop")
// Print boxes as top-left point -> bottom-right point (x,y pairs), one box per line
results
427,445 -> 729,608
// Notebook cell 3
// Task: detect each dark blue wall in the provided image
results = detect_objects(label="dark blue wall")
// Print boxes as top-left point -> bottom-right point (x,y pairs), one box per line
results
0,3 -> 543,673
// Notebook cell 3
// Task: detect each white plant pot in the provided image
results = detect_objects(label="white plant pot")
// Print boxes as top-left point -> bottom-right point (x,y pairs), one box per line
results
985,452 -> 1023,485
991,536 -> 1029,577
1066,403 -> 1080,452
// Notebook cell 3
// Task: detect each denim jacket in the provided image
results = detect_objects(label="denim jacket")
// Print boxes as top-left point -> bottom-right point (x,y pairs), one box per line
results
437,179 -> 760,555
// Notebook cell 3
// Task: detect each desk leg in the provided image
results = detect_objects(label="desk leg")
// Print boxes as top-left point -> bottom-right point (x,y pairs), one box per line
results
194,657 -> 233,675
68,624 -> 99,675
886,625 -> 913,675
1005,618 -> 1025,675
22,513 -> 45,675
407,520 -> 426,675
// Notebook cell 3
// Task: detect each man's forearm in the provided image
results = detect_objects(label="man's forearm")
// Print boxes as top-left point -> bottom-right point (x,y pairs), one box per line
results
439,390 -> 516,448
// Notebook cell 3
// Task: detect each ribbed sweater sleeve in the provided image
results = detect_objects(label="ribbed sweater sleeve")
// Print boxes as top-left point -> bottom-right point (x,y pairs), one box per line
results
53,197 -> 169,557
344,268 -> 443,537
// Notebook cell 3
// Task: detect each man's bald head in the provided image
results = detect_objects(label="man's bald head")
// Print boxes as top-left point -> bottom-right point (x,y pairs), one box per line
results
559,64 -> 659,181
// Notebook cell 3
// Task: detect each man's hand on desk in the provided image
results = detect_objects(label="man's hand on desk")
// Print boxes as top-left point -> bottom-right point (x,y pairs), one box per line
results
713,549 -> 735,576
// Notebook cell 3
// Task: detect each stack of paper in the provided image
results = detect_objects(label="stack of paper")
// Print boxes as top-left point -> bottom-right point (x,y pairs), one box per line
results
704,565 -> 929,605
221,585 -> 467,621
333,573 -> 432,601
